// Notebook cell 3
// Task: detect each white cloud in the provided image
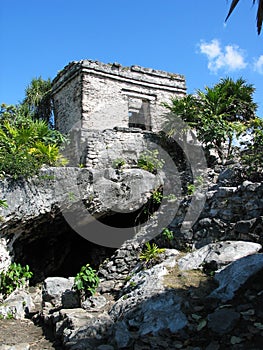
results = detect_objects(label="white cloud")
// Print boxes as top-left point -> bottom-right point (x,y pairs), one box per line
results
254,55 -> 263,74
199,39 -> 221,59
198,39 -> 247,73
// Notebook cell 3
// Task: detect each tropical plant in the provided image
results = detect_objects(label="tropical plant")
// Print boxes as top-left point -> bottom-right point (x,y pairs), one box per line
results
137,149 -> 164,174
139,242 -> 165,263
226,0 -> 263,35
73,264 -> 100,298
21,77 -> 53,123
0,104 -> 67,179
29,142 -> 68,166
163,77 -> 258,163
0,263 -> 33,298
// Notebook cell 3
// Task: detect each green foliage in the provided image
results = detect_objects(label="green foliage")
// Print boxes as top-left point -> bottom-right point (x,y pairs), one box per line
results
112,158 -> 126,169
152,188 -> 163,204
240,117 -> 263,176
164,193 -> 177,201
137,150 -> 164,174
21,77 -> 52,124
187,183 -> 196,195
129,281 -> 137,288
162,228 -> 174,241
163,78 -> 258,163
139,242 -> 165,263
0,104 -> 67,179
0,263 -> 33,298
73,264 -> 100,297
0,200 -> 8,209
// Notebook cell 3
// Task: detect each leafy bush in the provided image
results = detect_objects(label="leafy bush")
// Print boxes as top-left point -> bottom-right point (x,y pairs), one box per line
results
139,242 -> 165,263
152,188 -> 163,204
0,263 -> 33,298
187,183 -> 196,195
73,264 -> 100,298
162,228 -> 174,241
0,104 -> 67,179
163,78 -> 258,163
137,149 -> 164,174
112,158 -> 126,169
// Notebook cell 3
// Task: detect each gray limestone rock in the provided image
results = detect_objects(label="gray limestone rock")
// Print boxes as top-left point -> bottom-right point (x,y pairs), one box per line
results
0,289 -> 34,319
109,249 -> 187,343
57,308 -> 113,346
207,308 -> 240,334
177,241 -> 262,271
209,253 -> 263,302
81,295 -> 107,311
42,277 -> 75,307
62,289 -> 80,309
0,344 -> 30,350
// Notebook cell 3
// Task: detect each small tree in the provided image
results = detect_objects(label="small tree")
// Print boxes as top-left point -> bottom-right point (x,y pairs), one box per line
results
22,77 -> 52,124
163,77 -> 258,163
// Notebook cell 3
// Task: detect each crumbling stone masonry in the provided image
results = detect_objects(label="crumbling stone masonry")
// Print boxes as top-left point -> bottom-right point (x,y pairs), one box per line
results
51,60 -> 186,135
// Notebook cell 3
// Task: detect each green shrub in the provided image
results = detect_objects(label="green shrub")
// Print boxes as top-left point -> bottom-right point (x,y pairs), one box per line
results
0,263 -> 33,298
187,183 -> 196,195
73,264 -> 100,298
112,158 -> 126,169
0,104 -> 67,179
162,228 -> 174,241
137,150 -> 164,174
139,242 -> 165,263
152,188 -> 163,204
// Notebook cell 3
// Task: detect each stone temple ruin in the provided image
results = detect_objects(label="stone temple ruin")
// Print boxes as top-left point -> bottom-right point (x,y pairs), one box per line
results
51,60 -> 186,167
52,59 -> 186,133
0,60 -> 188,282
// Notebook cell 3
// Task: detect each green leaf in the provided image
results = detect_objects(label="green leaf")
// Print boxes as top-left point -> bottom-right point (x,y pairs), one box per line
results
197,319 -> 207,331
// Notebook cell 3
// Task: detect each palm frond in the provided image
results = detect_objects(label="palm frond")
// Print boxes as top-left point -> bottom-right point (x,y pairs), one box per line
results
225,0 -> 240,21
226,0 -> 263,34
257,0 -> 263,34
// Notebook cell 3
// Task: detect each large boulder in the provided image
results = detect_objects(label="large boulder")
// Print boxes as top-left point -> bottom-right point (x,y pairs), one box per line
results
209,253 -> 263,302
177,240 -> 262,271
42,277 -> 79,308
0,289 -> 34,319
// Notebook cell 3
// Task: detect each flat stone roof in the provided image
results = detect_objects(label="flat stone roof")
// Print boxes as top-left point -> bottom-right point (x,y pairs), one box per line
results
52,59 -> 186,94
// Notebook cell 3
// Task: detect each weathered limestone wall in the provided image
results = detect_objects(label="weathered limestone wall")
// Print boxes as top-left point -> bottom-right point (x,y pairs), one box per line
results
53,72 -> 82,134
52,60 -> 186,134
82,128 -> 158,170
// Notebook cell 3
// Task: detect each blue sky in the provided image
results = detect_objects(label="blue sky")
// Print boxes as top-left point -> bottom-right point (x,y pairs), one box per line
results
0,0 -> 262,116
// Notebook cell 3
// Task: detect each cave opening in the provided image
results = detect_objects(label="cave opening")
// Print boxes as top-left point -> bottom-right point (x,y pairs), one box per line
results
12,213 -> 115,284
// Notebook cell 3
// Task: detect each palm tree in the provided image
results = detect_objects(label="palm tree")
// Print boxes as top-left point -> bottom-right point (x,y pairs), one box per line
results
226,0 -> 263,35
214,77 -> 257,122
22,77 -> 52,124
163,78 -> 258,162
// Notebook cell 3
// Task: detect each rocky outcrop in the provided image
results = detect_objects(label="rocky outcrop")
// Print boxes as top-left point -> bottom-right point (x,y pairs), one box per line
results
0,166 -> 160,275
0,167 -> 160,235
33,240 -> 263,349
